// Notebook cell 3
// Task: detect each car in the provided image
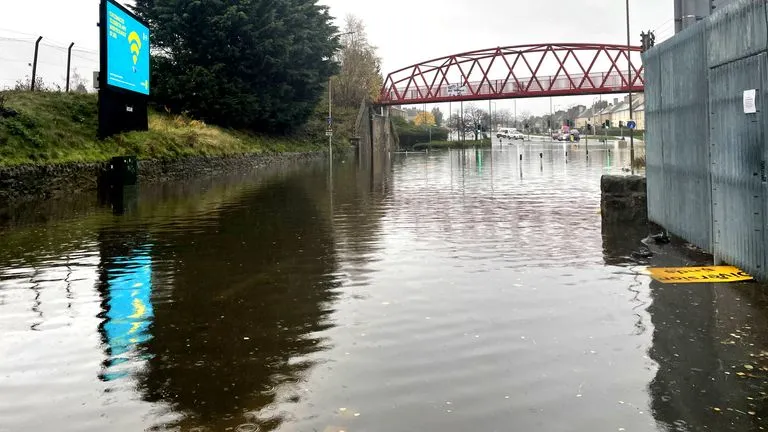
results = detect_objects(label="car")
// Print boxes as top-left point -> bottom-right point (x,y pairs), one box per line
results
560,131 -> 581,142
510,132 -> 525,140
497,128 -> 519,139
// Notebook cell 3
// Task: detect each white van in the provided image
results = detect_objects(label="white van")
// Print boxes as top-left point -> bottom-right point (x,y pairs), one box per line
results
497,128 -> 519,139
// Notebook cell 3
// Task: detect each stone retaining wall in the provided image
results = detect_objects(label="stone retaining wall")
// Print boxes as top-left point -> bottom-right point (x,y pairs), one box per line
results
601,175 -> 647,224
0,152 -> 325,207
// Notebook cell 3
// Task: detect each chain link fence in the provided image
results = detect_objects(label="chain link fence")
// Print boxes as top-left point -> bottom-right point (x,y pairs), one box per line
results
0,33 -> 99,92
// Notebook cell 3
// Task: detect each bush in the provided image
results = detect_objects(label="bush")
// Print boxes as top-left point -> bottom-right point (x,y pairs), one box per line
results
392,117 -> 449,149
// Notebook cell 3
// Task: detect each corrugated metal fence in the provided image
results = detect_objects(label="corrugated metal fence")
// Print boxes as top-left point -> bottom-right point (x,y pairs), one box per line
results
644,0 -> 768,279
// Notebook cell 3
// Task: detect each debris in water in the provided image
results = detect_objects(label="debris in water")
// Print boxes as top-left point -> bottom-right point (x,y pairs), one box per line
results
745,365 -> 755,371
713,407 -> 721,412
243,337 -> 250,340
354,413 -> 361,417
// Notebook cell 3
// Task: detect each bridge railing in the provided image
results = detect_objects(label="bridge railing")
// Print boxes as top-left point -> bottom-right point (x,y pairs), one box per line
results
382,71 -> 644,104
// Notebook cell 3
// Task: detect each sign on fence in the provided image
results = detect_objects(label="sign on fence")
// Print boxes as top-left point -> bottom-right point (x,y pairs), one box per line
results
447,84 -> 466,97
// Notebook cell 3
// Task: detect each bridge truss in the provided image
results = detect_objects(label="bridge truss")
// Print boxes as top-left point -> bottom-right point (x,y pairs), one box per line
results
378,43 -> 644,105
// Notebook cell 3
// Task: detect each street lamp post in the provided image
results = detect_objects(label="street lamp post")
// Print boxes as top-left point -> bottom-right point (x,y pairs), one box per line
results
626,0 -> 635,174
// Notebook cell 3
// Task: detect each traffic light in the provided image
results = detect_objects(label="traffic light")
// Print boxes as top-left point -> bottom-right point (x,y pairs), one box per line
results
619,121 -> 625,128
604,120 -> 611,128
641,31 -> 656,52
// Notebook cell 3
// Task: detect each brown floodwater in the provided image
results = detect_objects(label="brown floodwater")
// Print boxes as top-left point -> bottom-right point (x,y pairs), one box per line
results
1,143 -> 768,432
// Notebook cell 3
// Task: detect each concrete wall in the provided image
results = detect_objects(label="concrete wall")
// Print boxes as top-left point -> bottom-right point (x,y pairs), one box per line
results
356,103 -> 396,177
645,0 -> 768,278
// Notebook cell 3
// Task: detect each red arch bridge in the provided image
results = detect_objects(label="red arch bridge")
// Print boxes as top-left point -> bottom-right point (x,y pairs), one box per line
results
377,43 -> 644,105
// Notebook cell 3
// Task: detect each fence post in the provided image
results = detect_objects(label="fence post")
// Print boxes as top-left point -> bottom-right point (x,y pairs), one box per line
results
30,36 -> 43,91
66,42 -> 74,92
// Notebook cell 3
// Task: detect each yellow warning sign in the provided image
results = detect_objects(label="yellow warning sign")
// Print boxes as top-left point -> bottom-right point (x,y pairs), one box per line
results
648,266 -> 754,284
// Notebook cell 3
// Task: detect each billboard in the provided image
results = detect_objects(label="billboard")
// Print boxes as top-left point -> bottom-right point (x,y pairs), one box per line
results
105,0 -> 150,95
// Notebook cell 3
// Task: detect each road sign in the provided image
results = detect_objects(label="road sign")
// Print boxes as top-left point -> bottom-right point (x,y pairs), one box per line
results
327,116 -> 333,126
648,266 -> 752,284
326,130 -> 333,136
627,120 -> 637,130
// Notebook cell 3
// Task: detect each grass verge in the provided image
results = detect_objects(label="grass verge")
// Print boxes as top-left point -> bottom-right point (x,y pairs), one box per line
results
0,91 -> 349,166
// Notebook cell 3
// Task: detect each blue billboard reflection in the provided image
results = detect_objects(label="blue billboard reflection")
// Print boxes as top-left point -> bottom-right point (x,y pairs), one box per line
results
102,247 -> 153,381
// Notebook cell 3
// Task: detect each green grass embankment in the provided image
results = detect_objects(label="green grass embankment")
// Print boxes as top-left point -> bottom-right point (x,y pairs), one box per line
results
412,140 -> 491,151
0,91 -> 350,166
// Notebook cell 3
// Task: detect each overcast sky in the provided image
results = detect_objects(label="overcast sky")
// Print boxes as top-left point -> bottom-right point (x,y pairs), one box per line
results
1,0 -> 674,115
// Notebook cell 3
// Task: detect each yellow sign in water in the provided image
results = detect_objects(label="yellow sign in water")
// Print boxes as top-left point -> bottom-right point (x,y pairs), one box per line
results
648,266 -> 754,284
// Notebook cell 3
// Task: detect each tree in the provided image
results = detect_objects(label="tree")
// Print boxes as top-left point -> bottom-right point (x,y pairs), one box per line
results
431,107 -> 444,127
133,0 -> 339,132
332,15 -> 383,108
494,109 -> 512,128
414,111 -> 436,127
517,110 -> 533,130
463,104 -> 487,140
68,69 -> 89,94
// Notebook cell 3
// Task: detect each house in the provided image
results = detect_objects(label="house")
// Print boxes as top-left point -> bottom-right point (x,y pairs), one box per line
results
604,94 -> 646,129
574,107 -> 595,128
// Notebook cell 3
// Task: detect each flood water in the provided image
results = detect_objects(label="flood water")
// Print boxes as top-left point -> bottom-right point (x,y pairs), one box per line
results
2,142 -> 768,432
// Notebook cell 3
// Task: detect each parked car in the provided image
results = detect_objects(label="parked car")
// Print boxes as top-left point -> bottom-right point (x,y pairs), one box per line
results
510,131 -> 525,140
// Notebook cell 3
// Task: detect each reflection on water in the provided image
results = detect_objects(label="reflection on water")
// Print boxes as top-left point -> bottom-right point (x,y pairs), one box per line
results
99,237 -> 154,382
0,144 -> 766,431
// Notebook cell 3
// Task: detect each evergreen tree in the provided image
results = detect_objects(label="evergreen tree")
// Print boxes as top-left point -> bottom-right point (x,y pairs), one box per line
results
133,0 -> 340,132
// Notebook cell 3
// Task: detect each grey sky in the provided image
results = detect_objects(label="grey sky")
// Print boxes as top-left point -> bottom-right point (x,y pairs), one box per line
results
1,0 -> 674,115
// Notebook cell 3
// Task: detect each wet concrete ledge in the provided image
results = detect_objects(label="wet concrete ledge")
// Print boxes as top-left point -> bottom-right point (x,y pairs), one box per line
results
601,175 -> 647,225
0,152 -> 325,207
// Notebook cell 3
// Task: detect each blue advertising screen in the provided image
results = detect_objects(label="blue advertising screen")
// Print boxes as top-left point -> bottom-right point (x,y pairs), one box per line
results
106,0 -> 150,95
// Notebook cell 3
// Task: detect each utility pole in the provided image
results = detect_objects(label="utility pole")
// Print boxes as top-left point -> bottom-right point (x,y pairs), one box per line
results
549,97 -> 553,139
626,0 -> 635,174
514,99 -> 518,130
460,101 -> 464,143
488,99 -> 492,146
328,77 -> 333,159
